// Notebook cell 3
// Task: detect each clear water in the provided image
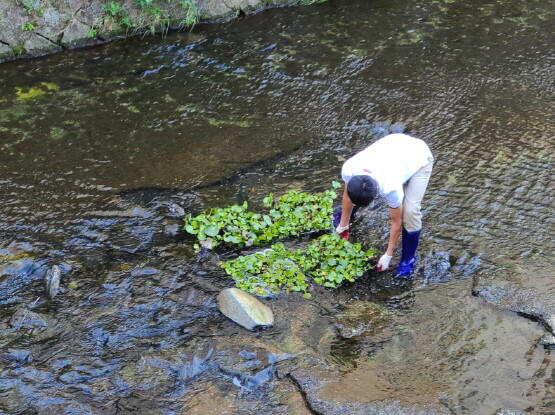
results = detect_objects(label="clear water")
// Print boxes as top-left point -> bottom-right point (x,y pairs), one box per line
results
0,0 -> 553,413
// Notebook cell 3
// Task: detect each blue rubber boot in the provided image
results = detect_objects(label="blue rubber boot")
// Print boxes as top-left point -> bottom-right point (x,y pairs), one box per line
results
332,205 -> 360,228
397,227 -> 421,276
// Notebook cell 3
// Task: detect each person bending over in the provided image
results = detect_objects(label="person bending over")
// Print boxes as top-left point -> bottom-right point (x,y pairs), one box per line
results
335,133 -> 434,276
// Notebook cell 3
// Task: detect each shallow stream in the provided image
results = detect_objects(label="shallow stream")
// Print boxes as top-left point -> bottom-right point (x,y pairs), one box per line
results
0,0 -> 554,414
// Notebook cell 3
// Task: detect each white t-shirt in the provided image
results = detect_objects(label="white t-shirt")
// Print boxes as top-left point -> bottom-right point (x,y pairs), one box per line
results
341,134 -> 433,208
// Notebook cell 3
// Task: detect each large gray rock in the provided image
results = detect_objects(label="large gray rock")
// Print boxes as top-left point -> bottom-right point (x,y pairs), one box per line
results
0,43 -> 13,60
217,288 -> 274,330
23,34 -> 61,55
61,19 -> 93,47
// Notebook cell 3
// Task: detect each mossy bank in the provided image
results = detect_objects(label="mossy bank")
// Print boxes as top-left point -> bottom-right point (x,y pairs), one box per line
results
0,0 -> 325,63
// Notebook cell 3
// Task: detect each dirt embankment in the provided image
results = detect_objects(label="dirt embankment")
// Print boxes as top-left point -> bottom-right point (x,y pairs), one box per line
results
0,0 -> 299,63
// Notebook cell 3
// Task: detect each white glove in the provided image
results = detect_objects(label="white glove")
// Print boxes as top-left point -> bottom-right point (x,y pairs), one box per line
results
376,254 -> 393,272
336,225 -> 349,233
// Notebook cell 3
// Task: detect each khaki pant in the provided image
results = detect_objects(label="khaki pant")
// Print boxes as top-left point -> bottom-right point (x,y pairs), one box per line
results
403,156 -> 434,232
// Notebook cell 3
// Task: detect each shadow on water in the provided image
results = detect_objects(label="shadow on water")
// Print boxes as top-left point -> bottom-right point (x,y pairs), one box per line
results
1,0 -> 554,413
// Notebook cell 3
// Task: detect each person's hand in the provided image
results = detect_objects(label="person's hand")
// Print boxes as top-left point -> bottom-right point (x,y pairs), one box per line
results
376,254 -> 392,272
336,225 -> 350,240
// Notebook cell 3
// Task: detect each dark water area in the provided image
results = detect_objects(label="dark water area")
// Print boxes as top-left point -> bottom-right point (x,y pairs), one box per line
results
0,0 -> 554,413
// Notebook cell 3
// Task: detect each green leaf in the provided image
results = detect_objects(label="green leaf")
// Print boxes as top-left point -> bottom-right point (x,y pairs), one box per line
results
184,224 -> 196,234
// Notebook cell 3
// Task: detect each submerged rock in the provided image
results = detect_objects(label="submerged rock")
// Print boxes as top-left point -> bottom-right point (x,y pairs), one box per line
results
167,203 -> 186,218
44,265 -> 61,298
289,364 -> 450,415
334,301 -> 392,339
217,288 -> 274,330
473,266 -> 555,334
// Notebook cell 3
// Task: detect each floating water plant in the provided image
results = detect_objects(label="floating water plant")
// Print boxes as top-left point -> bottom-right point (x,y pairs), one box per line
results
186,183 -> 376,298
221,243 -> 309,297
184,182 -> 341,250
221,234 -> 377,297
301,234 -> 377,288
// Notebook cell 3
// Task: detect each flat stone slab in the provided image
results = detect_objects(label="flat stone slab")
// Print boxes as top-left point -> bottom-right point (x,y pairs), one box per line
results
217,288 -> 274,330
473,263 -> 555,333
289,363 -> 451,415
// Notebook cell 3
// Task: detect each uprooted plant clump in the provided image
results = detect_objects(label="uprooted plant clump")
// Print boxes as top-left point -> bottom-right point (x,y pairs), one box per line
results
184,182 -> 341,250
184,183 -> 376,297
221,235 -> 377,298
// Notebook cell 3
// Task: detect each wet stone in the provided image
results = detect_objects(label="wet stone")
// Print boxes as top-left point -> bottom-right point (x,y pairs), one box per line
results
333,301 -> 392,339
538,333 -> 555,349
289,363 -> 450,415
217,288 -> 274,330
130,268 -> 158,277
419,251 -> 452,284
239,350 -> 257,360
1,349 -> 32,367
494,409 -> 525,415
0,43 -> 12,58
8,309 -> 50,330
23,34 -> 62,55
167,203 -> 185,218
44,264 -> 61,298
61,20 -> 93,48
473,269 -> 555,333
267,353 -> 295,364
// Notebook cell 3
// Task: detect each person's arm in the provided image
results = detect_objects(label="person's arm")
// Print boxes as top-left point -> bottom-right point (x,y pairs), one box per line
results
377,205 -> 403,271
339,184 -> 354,228
385,206 -> 402,255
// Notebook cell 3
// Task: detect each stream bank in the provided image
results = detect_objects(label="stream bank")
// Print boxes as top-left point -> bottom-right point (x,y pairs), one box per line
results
0,0 -> 312,63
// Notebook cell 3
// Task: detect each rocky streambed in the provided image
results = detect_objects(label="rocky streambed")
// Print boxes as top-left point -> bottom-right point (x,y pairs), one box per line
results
1,0 -> 554,413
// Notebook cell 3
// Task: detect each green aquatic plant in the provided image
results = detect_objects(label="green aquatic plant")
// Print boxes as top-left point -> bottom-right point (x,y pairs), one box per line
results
184,183 -> 341,250
221,243 -> 309,297
184,202 -> 265,250
208,118 -> 250,127
15,82 -> 59,100
302,234 -> 377,288
221,234 -> 376,297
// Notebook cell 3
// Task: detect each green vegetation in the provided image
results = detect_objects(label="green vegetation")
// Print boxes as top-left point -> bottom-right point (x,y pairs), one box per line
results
186,183 -> 376,298
221,234 -> 377,297
20,0 -> 44,15
302,234 -> 376,287
222,243 -> 309,297
135,0 -> 154,7
87,28 -> 99,38
208,118 -> 250,128
22,22 -> 36,31
179,0 -> 200,30
184,183 -> 341,250
102,1 -> 136,32
102,1 -> 125,17
15,82 -> 59,99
